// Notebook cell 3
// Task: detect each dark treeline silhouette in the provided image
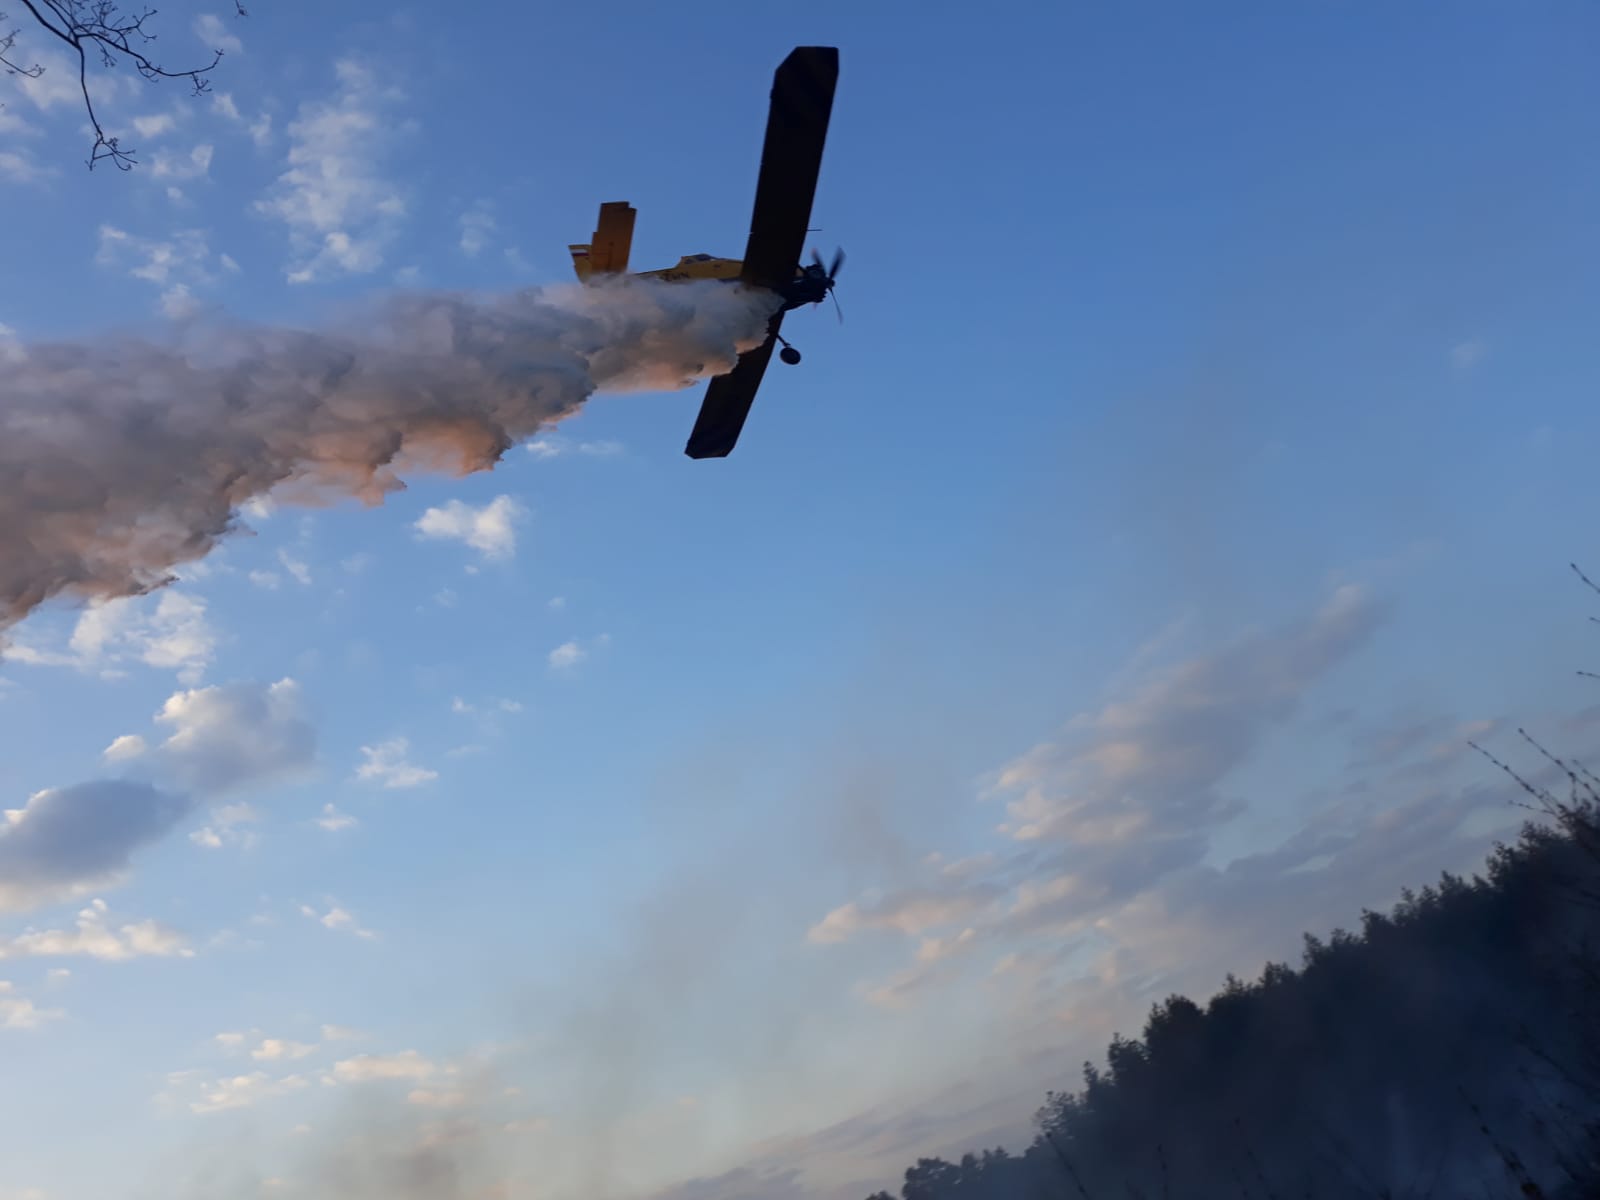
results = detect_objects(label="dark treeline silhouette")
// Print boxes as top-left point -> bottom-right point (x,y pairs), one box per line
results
865,765 -> 1600,1200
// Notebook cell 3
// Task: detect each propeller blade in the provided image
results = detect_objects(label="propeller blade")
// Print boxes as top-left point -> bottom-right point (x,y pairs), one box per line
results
810,248 -> 825,272
830,286 -> 843,325
829,248 -> 845,279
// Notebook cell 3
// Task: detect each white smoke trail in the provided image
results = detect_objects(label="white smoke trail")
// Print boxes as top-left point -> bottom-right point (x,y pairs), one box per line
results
0,278 -> 778,632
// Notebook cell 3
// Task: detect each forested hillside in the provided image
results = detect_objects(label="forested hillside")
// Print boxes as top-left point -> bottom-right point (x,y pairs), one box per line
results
866,754 -> 1600,1200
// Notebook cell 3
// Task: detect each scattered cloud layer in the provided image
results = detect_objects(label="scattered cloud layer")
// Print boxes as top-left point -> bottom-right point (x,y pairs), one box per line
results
253,58 -> 409,283
164,1037 -> 467,1120
0,899 -> 193,961
187,1069 -> 311,1114
6,591 -> 218,683
355,738 -> 437,789
0,46 -> 135,181
808,584 -> 1401,1020
1,680 -> 314,911
0,980 -> 61,1031
95,225 -> 232,319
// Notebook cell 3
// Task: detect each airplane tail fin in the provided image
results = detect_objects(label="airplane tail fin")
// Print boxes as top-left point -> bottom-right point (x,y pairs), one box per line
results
572,201 -> 636,282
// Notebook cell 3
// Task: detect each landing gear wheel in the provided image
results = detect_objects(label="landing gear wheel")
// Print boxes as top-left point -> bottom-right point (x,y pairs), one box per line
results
779,346 -> 802,365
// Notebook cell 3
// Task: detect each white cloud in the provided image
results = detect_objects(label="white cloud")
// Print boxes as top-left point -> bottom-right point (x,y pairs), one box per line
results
807,888 -> 997,945
0,899 -> 193,961
915,927 -> 977,964
95,226 -> 214,286
458,203 -> 496,257
547,596 -> 566,611
209,90 -> 272,148
548,633 -> 608,672
314,803 -> 357,832
525,436 -> 625,460
0,981 -> 61,1031
189,1070 -> 309,1113
0,150 -> 52,186
414,495 -> 526,561
299,903 -> 376,940
328,1050 -> 439,1084
139,678 -> 316,796
355,738 -> 436,789
12,50 -> 82,111
93,225 -> 233,320
189,800 -> 261,851
253,1038 -> 315,1061
990,584 -> 1382,849
103,734 -> 148,763
249,569 -> 281,590
132,112 -> 177,138
254,58 -> 409,283
7,591 -> 218,683
320,1024 -> 363,1041
150,143 -> 215,181
193,12 -> 244,55
278,549 -> 312,585
160,283 -> 199,320
547,641 -> 585,671
0,102 -> 35,136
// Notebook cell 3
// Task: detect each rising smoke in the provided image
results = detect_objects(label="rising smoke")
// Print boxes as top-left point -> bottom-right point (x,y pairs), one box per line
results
0,278 -> 779,634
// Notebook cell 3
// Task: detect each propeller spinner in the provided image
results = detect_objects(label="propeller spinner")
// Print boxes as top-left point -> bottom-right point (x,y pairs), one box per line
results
809,247 -> 846,322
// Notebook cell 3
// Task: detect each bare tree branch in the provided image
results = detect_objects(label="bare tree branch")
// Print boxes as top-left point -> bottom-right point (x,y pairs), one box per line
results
1,0 -> 247,169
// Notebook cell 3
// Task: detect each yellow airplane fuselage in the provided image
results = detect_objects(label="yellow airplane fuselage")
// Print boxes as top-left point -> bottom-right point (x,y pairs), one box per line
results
568,201 -> 747,285
631,254 -> 745,283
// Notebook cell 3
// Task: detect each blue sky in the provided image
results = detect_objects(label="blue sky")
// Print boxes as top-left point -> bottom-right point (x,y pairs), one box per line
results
2,3 -> 1600,1199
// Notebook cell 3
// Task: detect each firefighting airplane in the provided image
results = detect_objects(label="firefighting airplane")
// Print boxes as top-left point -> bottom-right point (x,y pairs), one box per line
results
567,45 -> 841,459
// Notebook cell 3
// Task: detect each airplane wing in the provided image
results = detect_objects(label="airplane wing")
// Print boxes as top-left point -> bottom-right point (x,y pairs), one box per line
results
682,47 -> 837,459
684,315 -> 782,459
738,46 -> 839,290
